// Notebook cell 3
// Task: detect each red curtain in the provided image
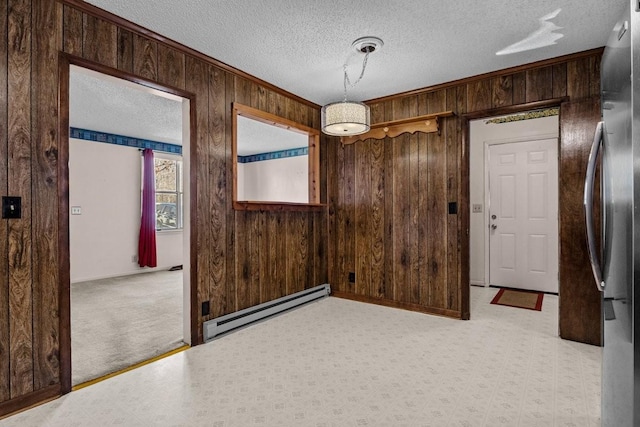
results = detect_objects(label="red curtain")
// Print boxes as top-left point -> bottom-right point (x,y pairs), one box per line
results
138,148 -> 157,267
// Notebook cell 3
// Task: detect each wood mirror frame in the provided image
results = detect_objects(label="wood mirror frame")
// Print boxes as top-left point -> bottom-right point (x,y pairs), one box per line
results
232,103 -> 323,211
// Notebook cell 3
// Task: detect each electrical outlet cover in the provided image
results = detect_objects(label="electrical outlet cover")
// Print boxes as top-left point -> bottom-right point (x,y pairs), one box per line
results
202,301 -> 210,316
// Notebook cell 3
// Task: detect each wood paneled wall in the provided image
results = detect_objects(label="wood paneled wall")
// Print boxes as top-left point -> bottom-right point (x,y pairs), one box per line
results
0,0 -> 603,416
327,49 -> 603,321
559,98 -> 602,346
0,0 -> 327,415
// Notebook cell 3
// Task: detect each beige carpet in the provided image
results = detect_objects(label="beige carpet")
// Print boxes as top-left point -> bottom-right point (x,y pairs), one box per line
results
71,270 -> 184,385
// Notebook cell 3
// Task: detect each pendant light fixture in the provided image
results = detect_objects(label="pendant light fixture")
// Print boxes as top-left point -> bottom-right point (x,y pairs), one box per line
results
321,36 -> 383,137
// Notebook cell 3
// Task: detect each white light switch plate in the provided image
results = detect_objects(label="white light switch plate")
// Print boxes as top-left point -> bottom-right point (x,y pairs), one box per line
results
472,204 -> 482,213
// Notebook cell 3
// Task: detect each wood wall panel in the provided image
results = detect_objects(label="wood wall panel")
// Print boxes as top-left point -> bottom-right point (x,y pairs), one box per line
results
426,90 -> 447,309
370,137 -> 385,298
249,211 -> 262,307
456,85 -> 470,319
590,57 -> 601,98
31,0 -> 61,390
335,141 -> 347,293
184,56 -> 210,343
157,44 -> 185,90
382,100 -> 395,301
416,94 -> 429,306
261,211 -> 271,298
559,98 -> 602,345
207,65 -> 227,318
343,143 -> 356,293
274,212 -> 286,298
512,72 -> 526,105
132,34 -> 157,81
0,0 -> 309,414
466,80 -> 491,112
328,50 -> 603,321
231,76 -> 250,311
567,57 -> 591,100
7,0 -> 34,399
62,5 -> 81,55
355,133 -> 371,296
0,0 -> 605,415
390,98 -> 410,303
525,66 -> 553,102
116,28 -> 133,73
81,14 -> 116,68
247,88 -> 264,299
0,0 -> 9,404
445,87 -> 460,310
491,75 -> 513,108
223,73 -> 237,315
311,210 -> 324,287
408,121 -> 420,304
552,63 -> 567,98
296,212 -> 311,293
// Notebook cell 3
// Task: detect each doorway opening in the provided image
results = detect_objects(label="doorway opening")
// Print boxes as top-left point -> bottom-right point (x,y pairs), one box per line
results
469,109 -> 559,298
60,59 -> 196,390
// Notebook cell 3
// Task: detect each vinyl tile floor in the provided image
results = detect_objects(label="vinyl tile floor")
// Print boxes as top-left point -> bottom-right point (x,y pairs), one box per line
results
0,286 -> 601,427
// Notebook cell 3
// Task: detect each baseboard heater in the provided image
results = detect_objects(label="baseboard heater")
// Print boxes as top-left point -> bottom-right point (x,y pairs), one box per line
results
204,283 -> 331,341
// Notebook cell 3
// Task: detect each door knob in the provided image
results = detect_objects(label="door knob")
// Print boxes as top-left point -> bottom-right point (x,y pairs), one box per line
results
491,224 -> 497,230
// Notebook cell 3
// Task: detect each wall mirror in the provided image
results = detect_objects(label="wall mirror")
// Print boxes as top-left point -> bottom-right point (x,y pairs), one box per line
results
232,103 -> 322,210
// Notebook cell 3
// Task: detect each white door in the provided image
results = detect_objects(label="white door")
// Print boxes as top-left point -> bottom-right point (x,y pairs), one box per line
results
488,138 -> 558,293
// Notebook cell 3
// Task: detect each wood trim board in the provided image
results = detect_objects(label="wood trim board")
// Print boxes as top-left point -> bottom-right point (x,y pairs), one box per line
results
57,53 -> 201,394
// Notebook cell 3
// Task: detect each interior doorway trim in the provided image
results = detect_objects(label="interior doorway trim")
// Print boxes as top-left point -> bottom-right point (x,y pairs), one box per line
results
482,131 -> 558,288
57,53 -> 199,394
460,98 -> 566,319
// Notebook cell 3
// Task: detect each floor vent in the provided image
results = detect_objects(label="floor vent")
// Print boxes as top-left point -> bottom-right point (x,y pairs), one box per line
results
204,284 -> 331,341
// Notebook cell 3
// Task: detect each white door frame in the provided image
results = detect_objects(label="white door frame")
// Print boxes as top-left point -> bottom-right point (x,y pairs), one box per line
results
483,132 -> 558,287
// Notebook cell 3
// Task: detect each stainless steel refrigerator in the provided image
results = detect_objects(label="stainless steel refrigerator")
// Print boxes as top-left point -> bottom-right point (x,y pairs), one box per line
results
585,2 -> 640,425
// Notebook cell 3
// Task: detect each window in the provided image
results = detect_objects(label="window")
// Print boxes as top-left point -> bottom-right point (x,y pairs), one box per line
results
154,155 -> 183,230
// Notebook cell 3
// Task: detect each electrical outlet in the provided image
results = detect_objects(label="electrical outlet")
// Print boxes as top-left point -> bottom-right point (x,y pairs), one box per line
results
348,272 -> 356,283
131,255 -> 138,263
472,204 -> 483,213
71,206 -> 82,215
201,301 -> 210,316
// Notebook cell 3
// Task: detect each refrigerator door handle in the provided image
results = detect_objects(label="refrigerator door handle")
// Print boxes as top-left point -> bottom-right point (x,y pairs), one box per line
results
583,120 -> 605,292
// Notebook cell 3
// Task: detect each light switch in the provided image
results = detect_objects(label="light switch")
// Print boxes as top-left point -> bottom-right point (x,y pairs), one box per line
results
2,196 -> 21,219
71,206 -> 82,215
472,204 -> 483,213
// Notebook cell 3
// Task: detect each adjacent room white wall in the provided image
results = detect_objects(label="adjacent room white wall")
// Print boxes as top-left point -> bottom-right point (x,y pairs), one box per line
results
238,155 -> 308,202
469,115 -> 558,286
69,138 -> 183,283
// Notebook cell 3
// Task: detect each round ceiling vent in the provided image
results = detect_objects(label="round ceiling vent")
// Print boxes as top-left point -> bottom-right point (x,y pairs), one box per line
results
352,36 -> 384,54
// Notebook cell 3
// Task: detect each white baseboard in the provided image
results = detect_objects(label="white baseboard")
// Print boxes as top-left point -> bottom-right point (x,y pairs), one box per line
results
470,280 -> 486,287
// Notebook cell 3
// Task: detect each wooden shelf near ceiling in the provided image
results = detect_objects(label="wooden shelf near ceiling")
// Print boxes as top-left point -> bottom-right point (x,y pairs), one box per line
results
340,110 -> 455,145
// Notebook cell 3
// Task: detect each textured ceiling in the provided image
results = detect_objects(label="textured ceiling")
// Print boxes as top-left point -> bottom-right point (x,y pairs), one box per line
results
85,0 -> 627,106
70,66 -> 184,145
70,66 -> 304,155
237,116 -> 308,156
